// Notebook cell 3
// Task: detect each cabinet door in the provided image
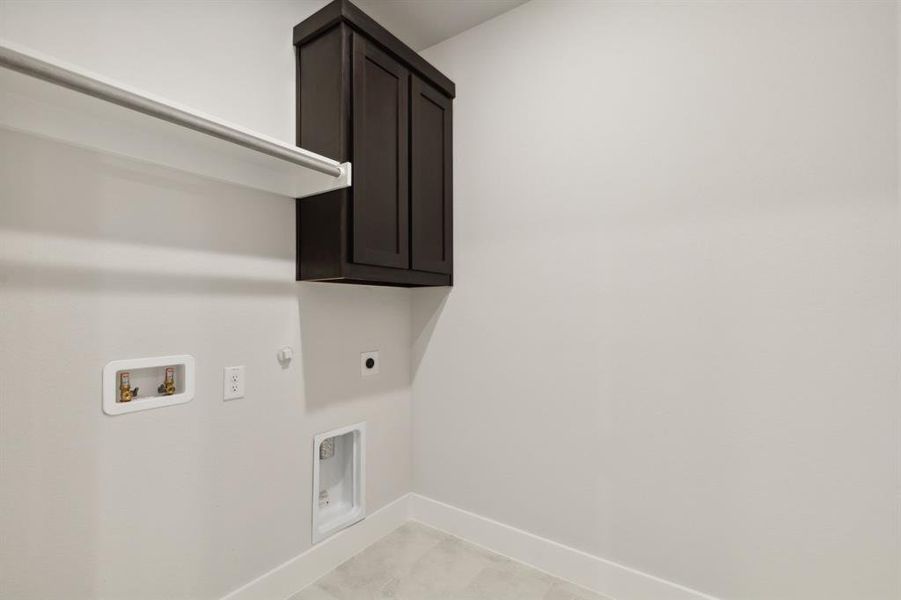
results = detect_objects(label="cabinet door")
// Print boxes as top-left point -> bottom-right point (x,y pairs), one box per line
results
411,76 -> 452,274
352,36 -> 409,269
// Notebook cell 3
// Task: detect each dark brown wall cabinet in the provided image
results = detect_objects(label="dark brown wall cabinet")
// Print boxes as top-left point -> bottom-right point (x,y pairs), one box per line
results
294,0 -> 454,287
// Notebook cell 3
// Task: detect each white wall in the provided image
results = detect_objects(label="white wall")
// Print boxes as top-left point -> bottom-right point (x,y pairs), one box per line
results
2,1 -> 899,598
0,2 -> 412,599
415,1 -> 900,599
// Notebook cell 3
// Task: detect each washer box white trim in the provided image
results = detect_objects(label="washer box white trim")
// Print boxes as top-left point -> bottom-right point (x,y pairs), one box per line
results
102,355 -> 195,416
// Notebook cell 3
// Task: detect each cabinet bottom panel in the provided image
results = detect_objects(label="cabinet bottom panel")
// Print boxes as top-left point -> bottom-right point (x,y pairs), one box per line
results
297,262 -> 451,287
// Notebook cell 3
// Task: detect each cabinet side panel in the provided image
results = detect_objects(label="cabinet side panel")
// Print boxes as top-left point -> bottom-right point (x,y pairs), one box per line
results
297,25 -> 350,281
297,190 -> 347,280
298,26 -> 349,161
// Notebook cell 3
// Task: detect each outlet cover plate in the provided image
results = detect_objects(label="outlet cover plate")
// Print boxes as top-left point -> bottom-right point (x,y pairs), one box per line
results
360,351 -> 379,376
223,365 -> 245,400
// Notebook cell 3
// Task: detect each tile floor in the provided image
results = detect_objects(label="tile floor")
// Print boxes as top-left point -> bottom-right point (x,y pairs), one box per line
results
289,522 -> 609,600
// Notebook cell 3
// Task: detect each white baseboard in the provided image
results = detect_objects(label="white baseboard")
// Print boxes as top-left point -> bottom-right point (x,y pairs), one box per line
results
409,494 -> 720,600
221,494 -> 411,600
220,492 -> 719,600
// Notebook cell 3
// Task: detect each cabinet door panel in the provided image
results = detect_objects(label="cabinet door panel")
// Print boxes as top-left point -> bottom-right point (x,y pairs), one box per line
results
411,76 -> 452,274
352,36 -> 409,269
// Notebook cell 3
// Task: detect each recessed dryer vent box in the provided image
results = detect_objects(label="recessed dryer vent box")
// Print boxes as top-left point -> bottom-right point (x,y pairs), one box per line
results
312,422 -> 366,544
102,355 -> 195,415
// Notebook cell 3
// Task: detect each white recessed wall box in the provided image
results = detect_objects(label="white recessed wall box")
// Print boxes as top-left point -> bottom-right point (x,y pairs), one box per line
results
102,355 -> 195,415
312,422 -> 366,543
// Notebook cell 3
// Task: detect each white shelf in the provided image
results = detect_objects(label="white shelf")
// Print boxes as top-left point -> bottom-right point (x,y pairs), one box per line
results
0,40 -> 351,199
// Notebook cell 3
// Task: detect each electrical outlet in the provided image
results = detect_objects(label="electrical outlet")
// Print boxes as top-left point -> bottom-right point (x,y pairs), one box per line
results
223,366 -> 245,400
360,351 -> 379,376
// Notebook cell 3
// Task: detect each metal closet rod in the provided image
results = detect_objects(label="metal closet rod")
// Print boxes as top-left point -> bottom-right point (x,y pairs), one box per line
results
0,44 -> 344,179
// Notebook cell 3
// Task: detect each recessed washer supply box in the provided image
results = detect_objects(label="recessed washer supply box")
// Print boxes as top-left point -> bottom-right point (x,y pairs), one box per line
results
102,355 -> 195,415
313,422 -> 366,543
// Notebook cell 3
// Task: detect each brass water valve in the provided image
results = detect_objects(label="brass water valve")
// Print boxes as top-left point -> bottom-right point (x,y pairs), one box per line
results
119,372 -> 138,402
158,367 -> 176,396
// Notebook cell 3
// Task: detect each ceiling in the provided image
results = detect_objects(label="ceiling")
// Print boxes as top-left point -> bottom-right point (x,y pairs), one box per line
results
352,0 -> 529,51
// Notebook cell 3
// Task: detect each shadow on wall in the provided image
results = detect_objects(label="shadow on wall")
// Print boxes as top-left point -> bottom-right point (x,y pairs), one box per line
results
0,260 -> 299,296
0,129 -> 300,295
411,286 -> 450,377
297,282 -> 414,411
0,126 -> 430,596
0,129 -> 294,259
0,128 -> 301,598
